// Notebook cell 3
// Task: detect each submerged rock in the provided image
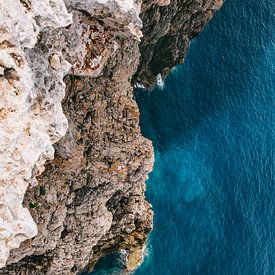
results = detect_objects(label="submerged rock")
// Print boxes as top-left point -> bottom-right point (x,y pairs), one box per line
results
0,0 -> 222,273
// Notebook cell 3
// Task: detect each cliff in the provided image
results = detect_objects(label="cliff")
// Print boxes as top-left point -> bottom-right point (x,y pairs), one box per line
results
0,0 -> 222,274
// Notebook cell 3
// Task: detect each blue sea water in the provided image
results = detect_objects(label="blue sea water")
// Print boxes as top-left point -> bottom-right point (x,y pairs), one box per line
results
92,0 -> 275,274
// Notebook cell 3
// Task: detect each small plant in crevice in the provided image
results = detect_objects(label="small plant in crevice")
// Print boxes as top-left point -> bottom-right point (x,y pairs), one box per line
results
29,202 -> 39,209
39,186 -> 47,196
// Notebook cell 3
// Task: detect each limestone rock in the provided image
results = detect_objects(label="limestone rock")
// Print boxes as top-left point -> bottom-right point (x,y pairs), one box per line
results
154,0 -> 171,6
0,0 -> 72,268
0,0 -> 223,273
0,0 -> 145,269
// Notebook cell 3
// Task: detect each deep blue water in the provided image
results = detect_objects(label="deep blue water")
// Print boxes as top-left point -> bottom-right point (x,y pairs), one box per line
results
93,0 -> 275,274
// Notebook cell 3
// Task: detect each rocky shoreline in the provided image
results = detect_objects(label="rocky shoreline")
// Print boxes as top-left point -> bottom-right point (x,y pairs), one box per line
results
0,1 -> 222,274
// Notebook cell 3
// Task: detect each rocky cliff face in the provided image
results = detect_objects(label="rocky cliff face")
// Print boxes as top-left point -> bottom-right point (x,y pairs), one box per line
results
0,0 -> 222,274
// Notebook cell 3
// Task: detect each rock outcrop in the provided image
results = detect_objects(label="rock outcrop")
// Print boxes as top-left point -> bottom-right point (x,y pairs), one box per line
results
134,0 -> 223,87
0,0 -> 222,274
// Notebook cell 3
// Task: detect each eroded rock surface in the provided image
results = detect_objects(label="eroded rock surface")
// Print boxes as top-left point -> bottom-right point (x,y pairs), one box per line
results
0,0 -> 223,274
0,0 -> 72,267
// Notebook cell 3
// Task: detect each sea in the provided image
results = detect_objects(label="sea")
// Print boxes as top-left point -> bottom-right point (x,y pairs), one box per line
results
92,0 -> 275,274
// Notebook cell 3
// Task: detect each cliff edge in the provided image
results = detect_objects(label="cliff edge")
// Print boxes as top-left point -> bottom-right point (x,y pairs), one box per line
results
0,0 -> 222,274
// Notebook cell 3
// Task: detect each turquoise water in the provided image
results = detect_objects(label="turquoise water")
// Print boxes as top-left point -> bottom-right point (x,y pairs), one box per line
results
135,0 -> 275,274
92,0 -> 275,274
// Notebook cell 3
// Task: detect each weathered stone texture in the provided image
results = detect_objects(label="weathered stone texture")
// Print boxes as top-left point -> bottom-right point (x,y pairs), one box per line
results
0,0 -> 222,274
0,0 -> 72,268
